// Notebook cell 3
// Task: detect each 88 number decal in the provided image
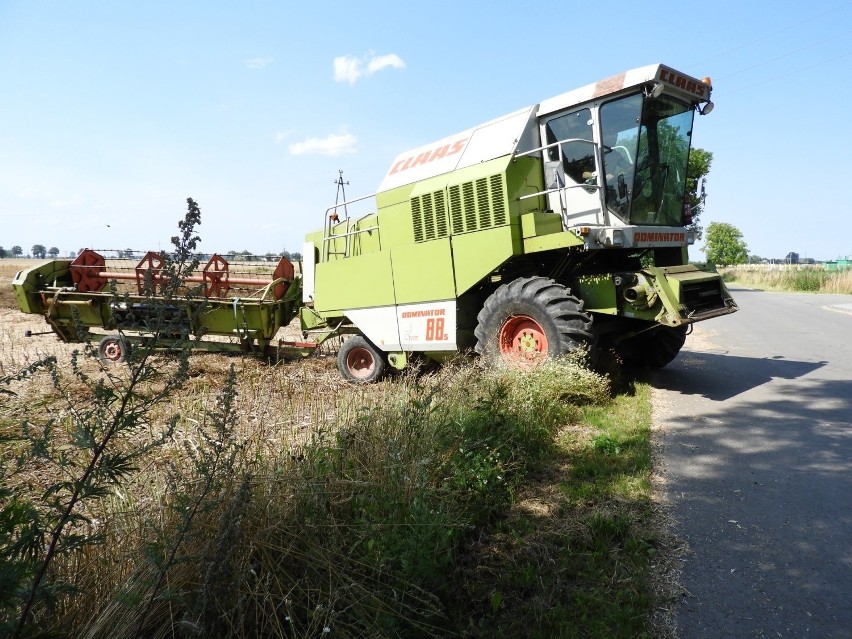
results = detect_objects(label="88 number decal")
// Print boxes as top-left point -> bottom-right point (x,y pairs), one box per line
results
425,317 -> 447,341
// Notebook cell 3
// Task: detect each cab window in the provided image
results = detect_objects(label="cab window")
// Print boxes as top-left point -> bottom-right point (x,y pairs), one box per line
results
544,109 -> 594,184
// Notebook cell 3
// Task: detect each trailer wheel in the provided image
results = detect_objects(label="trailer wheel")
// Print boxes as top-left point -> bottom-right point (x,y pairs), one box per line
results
98,335 -> 130,364
338,336 -> 387,383
474,277 -> 595,368
620,325 -> 688,368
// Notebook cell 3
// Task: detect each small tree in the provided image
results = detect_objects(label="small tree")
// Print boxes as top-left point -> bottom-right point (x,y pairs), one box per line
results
704,222 -> 748,266
0,246 -> 6,258
12,246 -> 23,257
47,247 -> 60,258
31,245 -> 47,259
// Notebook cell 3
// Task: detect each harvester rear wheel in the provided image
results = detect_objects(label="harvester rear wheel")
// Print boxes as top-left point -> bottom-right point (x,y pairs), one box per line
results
619,325 -> 688,369
98,335 -> 130,364
338,335 -> 387,383
474,276 -> 595,368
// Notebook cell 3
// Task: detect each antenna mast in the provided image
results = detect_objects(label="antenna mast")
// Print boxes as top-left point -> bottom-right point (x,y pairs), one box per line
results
333,170 -> 350,222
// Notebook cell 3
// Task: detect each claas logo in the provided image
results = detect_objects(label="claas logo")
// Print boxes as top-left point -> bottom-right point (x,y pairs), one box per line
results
389,138 -> 468,175
659,69 -> 708,98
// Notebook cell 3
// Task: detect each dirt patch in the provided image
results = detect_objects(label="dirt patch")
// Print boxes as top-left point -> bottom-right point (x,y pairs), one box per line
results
647,325 -> 718,638
0,308 -> 77,375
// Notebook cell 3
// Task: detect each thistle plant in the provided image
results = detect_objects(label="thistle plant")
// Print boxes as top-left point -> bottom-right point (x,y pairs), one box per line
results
0,199 -> 207,638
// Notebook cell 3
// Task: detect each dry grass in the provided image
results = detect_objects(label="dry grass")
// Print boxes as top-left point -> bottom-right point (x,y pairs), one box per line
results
2,346 -> 659,638
3,258 -> 663,638
821,270 -> 852,294
720,264 -> 852,294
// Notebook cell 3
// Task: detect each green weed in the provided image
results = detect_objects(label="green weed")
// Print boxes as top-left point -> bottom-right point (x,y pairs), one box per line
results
455,383 -> 656,638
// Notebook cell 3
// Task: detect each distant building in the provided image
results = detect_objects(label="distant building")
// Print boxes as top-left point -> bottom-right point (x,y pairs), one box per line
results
825,256 -> 851,271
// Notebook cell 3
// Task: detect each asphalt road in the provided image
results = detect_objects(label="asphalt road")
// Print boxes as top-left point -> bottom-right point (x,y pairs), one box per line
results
653,287 -> 852,638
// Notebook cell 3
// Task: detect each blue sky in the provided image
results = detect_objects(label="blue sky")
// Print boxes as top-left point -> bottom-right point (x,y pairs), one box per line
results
1,0 -> 850,261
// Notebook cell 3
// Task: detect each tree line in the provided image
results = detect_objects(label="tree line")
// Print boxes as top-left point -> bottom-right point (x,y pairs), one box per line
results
0,245 -> 61,259
0,246 -> 302,261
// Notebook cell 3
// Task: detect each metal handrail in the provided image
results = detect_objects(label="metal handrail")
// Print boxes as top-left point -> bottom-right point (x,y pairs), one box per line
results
514,136 -> 610,227
518,183 -> 600,201
513,137 -> 597,159
321,191 -> 382,260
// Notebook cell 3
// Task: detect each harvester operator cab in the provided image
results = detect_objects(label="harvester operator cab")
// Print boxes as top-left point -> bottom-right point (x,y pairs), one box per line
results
540,69 -> 704,235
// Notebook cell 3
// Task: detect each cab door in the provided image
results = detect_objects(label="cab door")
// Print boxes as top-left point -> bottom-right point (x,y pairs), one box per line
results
540,107 -> 603,226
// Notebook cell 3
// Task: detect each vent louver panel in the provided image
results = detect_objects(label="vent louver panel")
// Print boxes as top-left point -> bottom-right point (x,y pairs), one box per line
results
434,191 -> 447,237
463,182 -> 476,231
410,189 -> 449,243
412,198 -> 424,242
448,173 -> 507,234
490,174 -> 507,225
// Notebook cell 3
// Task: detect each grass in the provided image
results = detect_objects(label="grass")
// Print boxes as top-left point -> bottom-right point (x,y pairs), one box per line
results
455,384 -> 658,638
0,342 -> 664,637
3,258 -> 665,637
720,264 -> 852,294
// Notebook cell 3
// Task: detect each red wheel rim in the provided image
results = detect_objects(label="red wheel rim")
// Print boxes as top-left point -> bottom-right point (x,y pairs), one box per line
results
499,315 -> 548,365
101,340 -> 124,362
345,347 -> 375,378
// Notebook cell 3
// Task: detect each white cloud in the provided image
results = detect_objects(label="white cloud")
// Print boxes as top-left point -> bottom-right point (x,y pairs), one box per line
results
333,52 -> 405,85
367,53 -> 405,74
288,133 -> 357,156
274,129 -> 296,144
244,56 -> 274,70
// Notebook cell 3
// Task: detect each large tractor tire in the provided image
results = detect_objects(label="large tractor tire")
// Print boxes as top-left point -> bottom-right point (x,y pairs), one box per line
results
474,276 -> 595,368
337,335 -> 387,383
619,325 -> 688,369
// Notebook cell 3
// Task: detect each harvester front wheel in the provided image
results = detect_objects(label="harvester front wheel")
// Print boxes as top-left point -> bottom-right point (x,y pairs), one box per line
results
338,335 -> 387,383
619,325 -> 688,368
97,335 -> 130,364
474,277 -> 595,368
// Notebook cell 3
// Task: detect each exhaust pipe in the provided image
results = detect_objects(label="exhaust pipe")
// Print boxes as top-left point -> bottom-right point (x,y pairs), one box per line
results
623,285 -> 648,306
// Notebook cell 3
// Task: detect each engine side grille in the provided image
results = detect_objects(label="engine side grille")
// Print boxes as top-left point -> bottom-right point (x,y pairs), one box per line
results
448,173 -> 507,234
410,189 -> 449,242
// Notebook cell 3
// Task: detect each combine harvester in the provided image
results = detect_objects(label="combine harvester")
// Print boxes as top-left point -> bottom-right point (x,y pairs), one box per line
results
13,63 -> 737,382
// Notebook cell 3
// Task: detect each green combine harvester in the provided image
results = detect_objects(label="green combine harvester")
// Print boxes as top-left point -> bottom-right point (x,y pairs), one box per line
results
13,63 -> 737,381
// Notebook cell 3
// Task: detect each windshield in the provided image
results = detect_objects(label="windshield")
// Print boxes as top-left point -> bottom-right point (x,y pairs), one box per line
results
600,93 -> 695,226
